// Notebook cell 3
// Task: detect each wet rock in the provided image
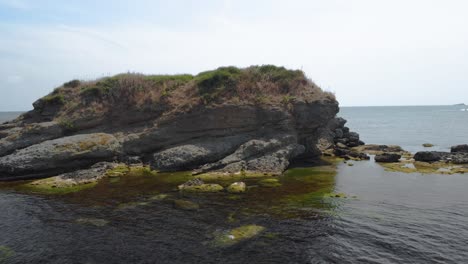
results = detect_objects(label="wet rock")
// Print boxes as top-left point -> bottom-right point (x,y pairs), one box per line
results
422,143 -> 434,148
451,144 -> 468,153
174,199 -> 199,210
413,151 -> 445,162
375,153 -> 401,163
226,182 -> 246,193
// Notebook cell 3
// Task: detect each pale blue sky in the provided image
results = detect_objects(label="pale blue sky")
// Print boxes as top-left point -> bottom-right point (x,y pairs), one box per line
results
1,0 -> 467,110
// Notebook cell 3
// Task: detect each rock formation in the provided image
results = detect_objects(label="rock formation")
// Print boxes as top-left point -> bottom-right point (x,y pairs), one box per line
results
0,65 -> 340,181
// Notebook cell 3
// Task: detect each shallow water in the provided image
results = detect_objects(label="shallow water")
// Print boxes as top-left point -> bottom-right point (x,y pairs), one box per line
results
1,160 -> 467,264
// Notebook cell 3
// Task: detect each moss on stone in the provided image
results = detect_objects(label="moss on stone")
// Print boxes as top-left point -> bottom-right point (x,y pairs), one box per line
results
226,182 -> 246,193
258,178 -> 282,187
19,177 -> 98,195
105,164 -> 157,177
179,183 -> 224,193
211,225 -> 265,247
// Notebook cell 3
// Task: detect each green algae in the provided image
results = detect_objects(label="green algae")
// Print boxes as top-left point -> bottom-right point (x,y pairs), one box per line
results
0,246 -> 14,262
106,164 -> 157,177
149,193 -> 169,201
179,183 -> 224,193
258,178 -> 282,187
173,199 -> 199,210
226,182 -> 246,193
211,225 -> 265,247
18,177 -> 98,195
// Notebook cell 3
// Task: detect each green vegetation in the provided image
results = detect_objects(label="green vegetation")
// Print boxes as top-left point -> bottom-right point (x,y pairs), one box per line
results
42,94 -> 65,105
58,119 -> 75,132
195,66 -> 242,103
64,79 -> 81,88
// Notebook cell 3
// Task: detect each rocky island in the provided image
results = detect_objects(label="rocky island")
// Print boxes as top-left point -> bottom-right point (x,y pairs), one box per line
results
1,65 -> 467,194
0,65 -> 366,191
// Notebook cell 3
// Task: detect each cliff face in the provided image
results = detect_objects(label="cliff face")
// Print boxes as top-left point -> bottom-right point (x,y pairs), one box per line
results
0,65 -> 339,181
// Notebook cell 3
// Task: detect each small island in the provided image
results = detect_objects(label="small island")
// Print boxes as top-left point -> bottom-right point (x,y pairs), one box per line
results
0,65 -> 467,194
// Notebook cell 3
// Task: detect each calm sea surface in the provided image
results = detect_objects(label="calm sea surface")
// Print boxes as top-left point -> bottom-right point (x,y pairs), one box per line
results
340,105 -> 468,152
0,107 -> 467,264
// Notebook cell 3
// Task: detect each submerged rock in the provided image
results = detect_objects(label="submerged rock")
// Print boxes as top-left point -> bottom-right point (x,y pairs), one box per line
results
375,153 -> 401,163
258,178 -> 282,187
226,182 -> 246,193
173,199 -> 200,210
0,246 -> 14,262
211,225 -> 265,247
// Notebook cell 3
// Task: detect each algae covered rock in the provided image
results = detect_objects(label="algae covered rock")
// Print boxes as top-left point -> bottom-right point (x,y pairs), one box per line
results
422,143 -> 434,148
258,178 -> 281,187
0,246 -> 14,262
178,178 -> 224,192
211,225 -> 265,247
179,183 -> 224,193
174,199 -> 200,210
226,182 -> 246,193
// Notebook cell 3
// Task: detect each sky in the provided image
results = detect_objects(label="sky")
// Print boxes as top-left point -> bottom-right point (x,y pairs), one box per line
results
0,0 -> 467,111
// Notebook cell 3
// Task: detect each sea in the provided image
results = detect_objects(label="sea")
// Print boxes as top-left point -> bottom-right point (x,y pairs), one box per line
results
0,106 -> 467,264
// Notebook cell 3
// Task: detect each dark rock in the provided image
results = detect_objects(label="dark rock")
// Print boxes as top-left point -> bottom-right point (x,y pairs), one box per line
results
334,128 -> 344,138
413,151 -> 445,162
348,151 -> 370,160
335,138 -> 349,144
346,141 -> 360,148
375,153 -> 401,163
451,144 -> 468,153
348,132 -> 360,142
